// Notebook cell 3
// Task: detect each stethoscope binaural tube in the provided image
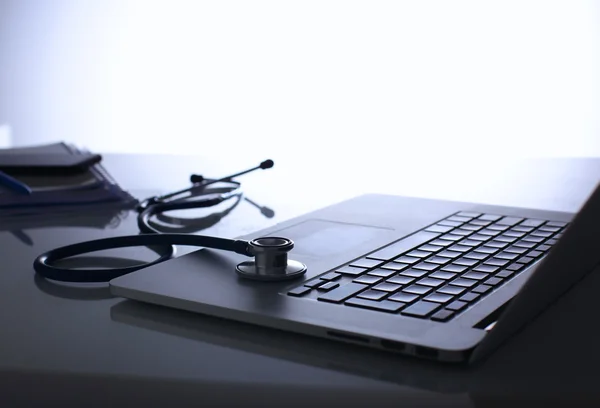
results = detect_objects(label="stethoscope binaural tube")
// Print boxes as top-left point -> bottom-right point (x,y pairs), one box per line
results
32,160 -> 307,283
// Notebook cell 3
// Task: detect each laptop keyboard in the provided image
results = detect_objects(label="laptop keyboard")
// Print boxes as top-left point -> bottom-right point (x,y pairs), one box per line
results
287,212 -> 568,322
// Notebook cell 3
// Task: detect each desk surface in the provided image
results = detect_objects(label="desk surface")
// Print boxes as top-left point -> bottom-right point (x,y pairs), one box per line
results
2,153 -> 600,407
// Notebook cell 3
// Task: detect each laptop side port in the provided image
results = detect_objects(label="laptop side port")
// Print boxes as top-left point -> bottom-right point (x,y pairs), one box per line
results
414,345 -> 439,359
327,330 -> 370,344
380,339 -> 406,351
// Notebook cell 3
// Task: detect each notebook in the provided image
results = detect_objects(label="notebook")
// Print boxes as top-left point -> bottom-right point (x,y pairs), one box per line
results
0,142 -> 138,216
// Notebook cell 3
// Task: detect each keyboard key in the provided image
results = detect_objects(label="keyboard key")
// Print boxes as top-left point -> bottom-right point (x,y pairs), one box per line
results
504,246 -> 528,255
394,256 -> 421,265
462,271 -> 488,280
474,246 -> 500,254
413,262 -> 439,271
478,214 -> 502,222
336,266 -> 367,276
437,285 -> 466,296
401,300 -> 441,317
473,265 -> 499,274
379,262 -> 409,271
345,298 -> 405,313
366,231 -> 440,261
441,264 -> 468,273
486,224 -> 509,231
519,256 -> 535,264
513,240 -> 536,249
429,239 -> 454,247
372,282 -> 402,292
439,234 -> 463,242
368,268 -> 397,278
461,224 -> 483,232
318,281 -> 340,291
321,272 -> 341,281
430,271 -> 457,280
546,221 -> 568,227
472,284 -> 493,295
495,235 -> 518,243
464,252 -> 488,261
459,292 -> 480,303
470,234 -> 492,241
401,269 -> 429,278
522,236 -> 544,243
528,250 -> 543,257
318,282 -> 369,303
484,258 -> 509,267
427,256 -> 452,265
425,224 -> 455,233
538,226 -> 561,233
350,258 -> 383,269
512,226 -> 535,233
478,229 -> 501,237
448,244 -> 472,253
546,238 -> 558,245
484,277 -> 503,286
406,250 -> 432,258
457,211 -> 481,218
288,286 -> 311,297
555,233 -> 564,239
403,284 -> 433,295
469,219 -> 492,226
506,263 -> 525,271
446,215 -> 472,223
536,244 -> 552,252
486,240 -> 509,249
357,289 -> 387,300
388,292 -> 419,303
503,231 -> 526,238
495,270 -> 514,279
424,293 -> 454,303
438,220 -> 463,228
431,309 -> 455,322
496,216 -> 524,226
495,252 -> 519,260
353,275 -> 383,285
386,275 -> 415,285
530,231 -> 553,238
446,300 -> 468,312
451,278 -> 478,288
454,257 -> 478,267
418,244 -> 444,253
304,279 -> 326,288
457,239 -> 480,247
520,219 -> 545,227
451,229 -> 473,236
437,250 -> 462,259
416,277 -> 445,288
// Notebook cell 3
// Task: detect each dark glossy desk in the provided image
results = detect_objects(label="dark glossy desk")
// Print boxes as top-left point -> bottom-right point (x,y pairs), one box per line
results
1,153 -> 600,407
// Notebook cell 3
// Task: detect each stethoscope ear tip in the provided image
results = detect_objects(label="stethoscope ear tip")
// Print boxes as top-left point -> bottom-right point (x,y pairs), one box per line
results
260,160 -> 274,169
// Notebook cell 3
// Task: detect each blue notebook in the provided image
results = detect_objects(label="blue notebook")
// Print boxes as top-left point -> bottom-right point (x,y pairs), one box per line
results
0,142 -> 138,216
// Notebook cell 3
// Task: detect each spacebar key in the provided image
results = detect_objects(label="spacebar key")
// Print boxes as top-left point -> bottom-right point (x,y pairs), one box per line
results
366,231 -> 440,261
318,282 -> 368,303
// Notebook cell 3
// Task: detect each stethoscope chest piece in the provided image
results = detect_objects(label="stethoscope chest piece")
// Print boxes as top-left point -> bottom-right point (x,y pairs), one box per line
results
236,237 -> 307,281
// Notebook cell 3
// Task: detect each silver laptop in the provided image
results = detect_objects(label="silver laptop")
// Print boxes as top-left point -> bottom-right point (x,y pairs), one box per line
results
109,182 -> 600,364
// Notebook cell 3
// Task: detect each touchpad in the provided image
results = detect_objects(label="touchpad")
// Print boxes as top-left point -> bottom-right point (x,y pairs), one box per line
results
268,219 -> 391,258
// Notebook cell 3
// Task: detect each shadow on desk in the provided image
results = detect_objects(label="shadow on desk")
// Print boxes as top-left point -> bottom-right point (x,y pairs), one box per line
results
5,266 -> 600,407
102,262 -> 600,406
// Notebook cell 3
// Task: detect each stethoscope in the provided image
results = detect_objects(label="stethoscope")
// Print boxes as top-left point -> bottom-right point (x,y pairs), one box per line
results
32,159 -> 308,283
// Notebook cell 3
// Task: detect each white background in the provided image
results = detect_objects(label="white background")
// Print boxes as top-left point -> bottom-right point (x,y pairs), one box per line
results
1,0 -> 599,161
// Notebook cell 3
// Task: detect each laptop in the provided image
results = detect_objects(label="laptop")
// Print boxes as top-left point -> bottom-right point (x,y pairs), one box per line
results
109,181 -> 600,364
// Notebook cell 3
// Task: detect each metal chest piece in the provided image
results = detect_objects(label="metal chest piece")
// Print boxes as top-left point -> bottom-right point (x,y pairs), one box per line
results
235,237 -> 307,281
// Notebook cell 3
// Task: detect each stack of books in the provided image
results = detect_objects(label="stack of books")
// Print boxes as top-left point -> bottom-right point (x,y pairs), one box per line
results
0,142 -> 138,218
